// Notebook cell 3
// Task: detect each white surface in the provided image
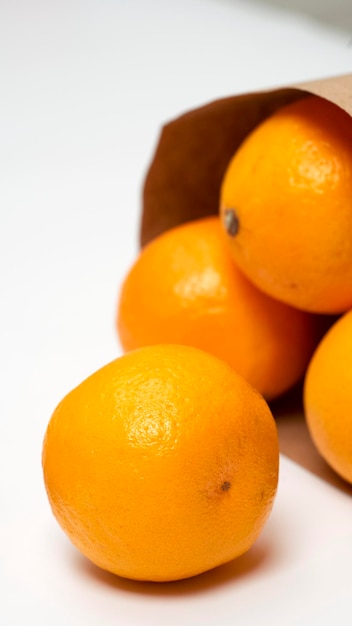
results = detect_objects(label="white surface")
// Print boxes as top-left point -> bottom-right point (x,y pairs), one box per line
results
1,0 -> 352,624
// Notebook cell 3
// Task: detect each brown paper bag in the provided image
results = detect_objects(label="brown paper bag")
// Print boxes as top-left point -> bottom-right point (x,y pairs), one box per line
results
140,73 -> 352,494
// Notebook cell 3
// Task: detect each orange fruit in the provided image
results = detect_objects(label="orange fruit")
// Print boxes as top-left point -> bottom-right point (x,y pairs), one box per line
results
220,95 -> 352,314
117,216 -> 319,401
304,310 -> 352,484
42,344 -> 279,582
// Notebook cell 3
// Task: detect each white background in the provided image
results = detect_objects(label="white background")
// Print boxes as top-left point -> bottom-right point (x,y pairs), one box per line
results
1,1 -> 352,624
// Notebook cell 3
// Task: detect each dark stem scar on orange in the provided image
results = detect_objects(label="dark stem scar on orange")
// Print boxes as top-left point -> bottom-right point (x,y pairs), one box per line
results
223,209 -> 239,237
221,481 -> 231,491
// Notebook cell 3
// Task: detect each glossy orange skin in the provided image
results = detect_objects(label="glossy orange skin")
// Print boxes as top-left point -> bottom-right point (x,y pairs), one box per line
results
304,311 -> 352,484
220,95 -> 352,314
42,344 -> 279,582
117,216 -> 318,400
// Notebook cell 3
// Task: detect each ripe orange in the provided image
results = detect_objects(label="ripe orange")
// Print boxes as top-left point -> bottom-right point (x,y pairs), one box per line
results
42,344 -> 279,582
304,310 -> 352,484
117,216 -> 319,401
220,95 -> 352,314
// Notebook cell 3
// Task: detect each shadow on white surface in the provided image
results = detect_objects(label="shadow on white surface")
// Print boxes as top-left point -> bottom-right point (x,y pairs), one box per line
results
70,538 -> 272,596
1,505 -> 288,626
226,0 -> 352,31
